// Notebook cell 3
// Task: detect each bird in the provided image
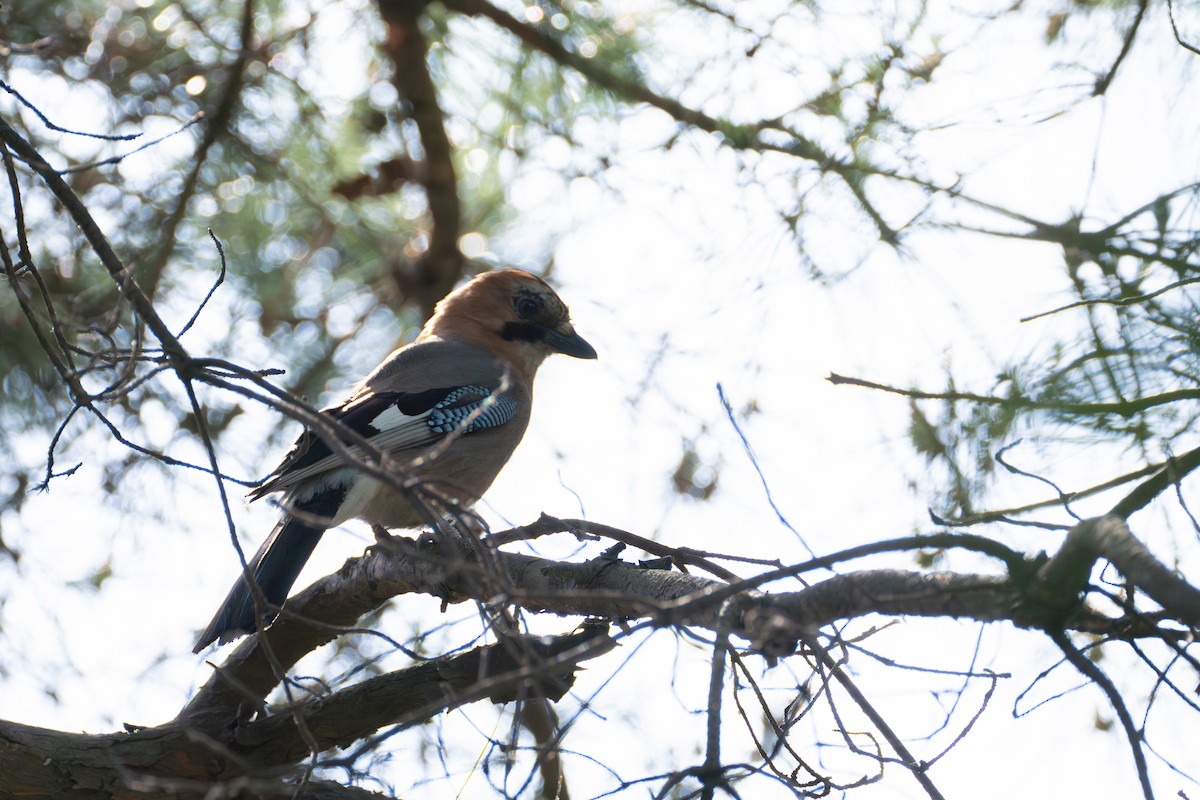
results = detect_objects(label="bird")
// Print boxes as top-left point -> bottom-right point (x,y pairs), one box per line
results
193,269 -> 596,652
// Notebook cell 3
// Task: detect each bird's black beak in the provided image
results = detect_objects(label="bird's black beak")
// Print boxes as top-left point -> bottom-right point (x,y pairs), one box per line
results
542,326 -> 598,359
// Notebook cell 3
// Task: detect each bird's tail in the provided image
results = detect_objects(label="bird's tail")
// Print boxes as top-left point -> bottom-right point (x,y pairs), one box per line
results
193,515 -> 326,653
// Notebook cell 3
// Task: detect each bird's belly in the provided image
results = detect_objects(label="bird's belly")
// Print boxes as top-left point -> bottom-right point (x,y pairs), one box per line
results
346,426 -> 522,530
341,477 -> 416,529
350,476 -> 480,529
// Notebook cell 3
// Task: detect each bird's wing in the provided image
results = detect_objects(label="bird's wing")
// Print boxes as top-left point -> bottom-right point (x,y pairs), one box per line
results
248,339 -> 518,502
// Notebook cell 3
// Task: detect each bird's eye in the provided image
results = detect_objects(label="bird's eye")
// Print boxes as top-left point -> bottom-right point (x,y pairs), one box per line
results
514,293 -> 544,319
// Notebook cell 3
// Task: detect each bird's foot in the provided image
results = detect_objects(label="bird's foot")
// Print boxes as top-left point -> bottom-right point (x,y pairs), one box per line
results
372,523 -> 399,543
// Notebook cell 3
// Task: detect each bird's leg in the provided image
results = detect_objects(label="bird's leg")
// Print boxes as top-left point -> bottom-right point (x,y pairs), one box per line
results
410,529 -> 459,612
371,522 -> 399,543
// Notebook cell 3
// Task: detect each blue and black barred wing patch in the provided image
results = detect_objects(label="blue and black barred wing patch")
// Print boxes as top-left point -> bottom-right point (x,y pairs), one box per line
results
425,385 -> 519,434
248,385 -> 518,500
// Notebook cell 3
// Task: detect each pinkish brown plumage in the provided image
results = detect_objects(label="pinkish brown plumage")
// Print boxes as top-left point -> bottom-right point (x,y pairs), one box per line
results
195,270 -> 595,651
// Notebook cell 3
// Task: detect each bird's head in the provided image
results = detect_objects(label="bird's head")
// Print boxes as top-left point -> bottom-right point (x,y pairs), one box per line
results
422,269 -> 597,377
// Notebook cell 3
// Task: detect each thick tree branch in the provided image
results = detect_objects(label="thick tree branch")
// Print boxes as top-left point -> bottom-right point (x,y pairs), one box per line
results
185,514 -> 1197,733
235,626 -> 613,770
1108,444 -> 1200,521
376,0 -> 464,316
1037,516 -> 1200,628
0,629 -> 612,799
294,782 -> 399,800
3,512 -> 1194,798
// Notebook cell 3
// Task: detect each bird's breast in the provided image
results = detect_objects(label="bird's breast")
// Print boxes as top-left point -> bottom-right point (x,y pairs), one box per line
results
355,418 -> 529,529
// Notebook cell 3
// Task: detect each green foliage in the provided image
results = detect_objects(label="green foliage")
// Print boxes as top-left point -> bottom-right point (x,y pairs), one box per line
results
0,0 -> 657,507
909,239 -> 1200,515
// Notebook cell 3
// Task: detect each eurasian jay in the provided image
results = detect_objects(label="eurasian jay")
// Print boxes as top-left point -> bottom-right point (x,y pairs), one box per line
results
193,269 -> 596,652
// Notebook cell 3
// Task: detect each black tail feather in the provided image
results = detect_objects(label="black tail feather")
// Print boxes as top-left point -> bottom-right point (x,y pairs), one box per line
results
193,514 -> 328,653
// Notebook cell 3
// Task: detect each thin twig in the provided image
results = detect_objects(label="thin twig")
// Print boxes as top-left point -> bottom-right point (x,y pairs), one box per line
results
177,229 -> 228,338
828,371 -> 1200,419
1093,0 -> 1148,96
808,635 -> 946,799
0,78 -> 139,141
1047,628 -> 1154,800
1021,274 -> 1200,323
1168,0 -> 1200,56
56,113 -> 205,175
718,382 -> 814,557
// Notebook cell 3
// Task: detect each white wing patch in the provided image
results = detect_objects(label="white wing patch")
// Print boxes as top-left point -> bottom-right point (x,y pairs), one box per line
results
252,386 -> 516,501
369,403 -> 414,432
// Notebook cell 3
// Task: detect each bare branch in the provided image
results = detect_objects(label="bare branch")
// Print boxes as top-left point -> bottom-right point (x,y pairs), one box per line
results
233,627 -> 615,772
808,637 -> 947,800
185,514 -> 1195,734
1038,516 -> 1200,628
0,629 -> 613,797
828,372 -> 1200,419
1169,0 -> 1200,56
0,116 -> 190,367
1048,629 -> 1154,800
1093,0 -> 1148,96
1108,445 -> 1200,521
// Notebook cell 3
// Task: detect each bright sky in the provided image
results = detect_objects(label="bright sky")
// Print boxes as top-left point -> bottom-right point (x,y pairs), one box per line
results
2,2 -> 1198,799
